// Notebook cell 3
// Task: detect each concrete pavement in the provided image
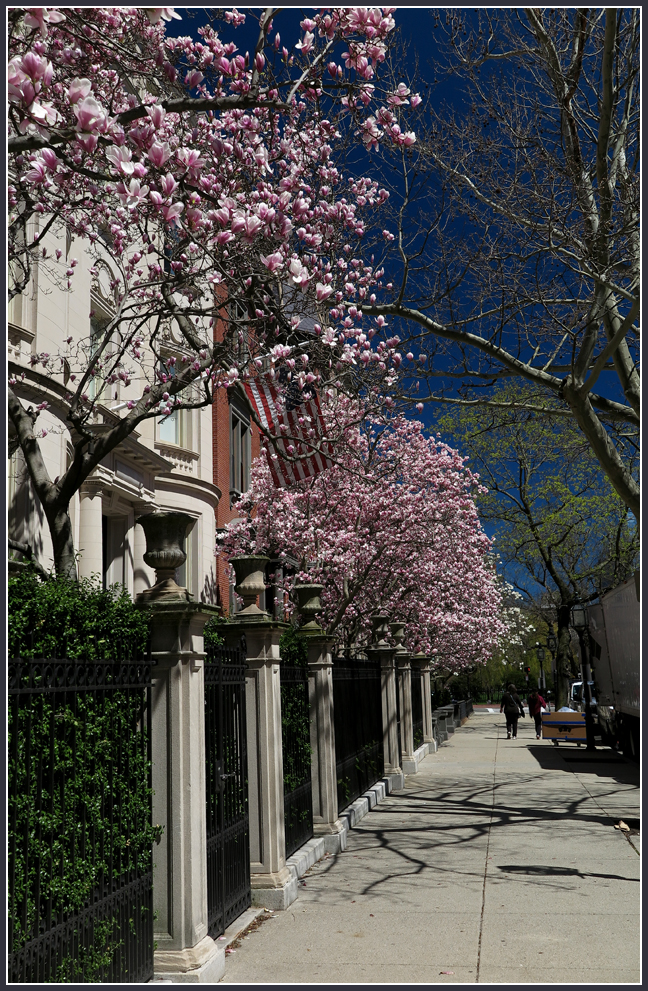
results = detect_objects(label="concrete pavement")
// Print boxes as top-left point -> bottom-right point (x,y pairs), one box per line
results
221,712 -> 640,984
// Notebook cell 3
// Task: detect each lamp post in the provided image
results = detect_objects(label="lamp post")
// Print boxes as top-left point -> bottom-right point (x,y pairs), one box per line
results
546,633 -> 557,711
536,643 -> 546,692
570,604 -> 596,752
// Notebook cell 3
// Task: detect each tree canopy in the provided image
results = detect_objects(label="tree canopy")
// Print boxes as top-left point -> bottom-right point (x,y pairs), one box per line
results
359,8 -> 640,520
220,394 -> 510,667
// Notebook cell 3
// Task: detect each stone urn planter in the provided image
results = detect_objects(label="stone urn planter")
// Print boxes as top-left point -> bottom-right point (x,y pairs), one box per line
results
371,610 -> 390,645
230,555 -> 270,615
389,621 -> 408,655
136,511 -> 195,600
293,583 -> 324,631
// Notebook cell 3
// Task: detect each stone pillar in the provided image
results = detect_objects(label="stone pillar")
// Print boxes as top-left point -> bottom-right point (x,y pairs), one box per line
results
302,631 -> 345,853
396,653 -> 417,774
78,480 -> 103,581
414,654 -> 437,754
367,638 -> 402,789
223,616 -> 297,911
138,598 -> 223,983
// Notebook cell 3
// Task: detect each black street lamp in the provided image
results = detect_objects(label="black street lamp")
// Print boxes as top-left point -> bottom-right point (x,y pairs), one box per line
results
546,632 -> 557,710
536,643 -> 546,692
570,604 -> 596,751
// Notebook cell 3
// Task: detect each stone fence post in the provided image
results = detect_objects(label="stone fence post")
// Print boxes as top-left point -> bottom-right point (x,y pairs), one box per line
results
292,584 -> 345,853
224,555 -> 297,910
135,511 -> 223,984
303,635 -> 346,852
396,652 -> 417,774
223,615 -> 297,910
367,613 -> 403,789
412,652 -> 437,754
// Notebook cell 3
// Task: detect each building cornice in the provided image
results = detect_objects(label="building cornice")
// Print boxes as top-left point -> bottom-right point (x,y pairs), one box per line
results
154,471 -> 222,510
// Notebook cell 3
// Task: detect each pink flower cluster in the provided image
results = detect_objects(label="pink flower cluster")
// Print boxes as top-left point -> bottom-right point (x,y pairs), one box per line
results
9,7 -> 424,427
220,397 -> 507,666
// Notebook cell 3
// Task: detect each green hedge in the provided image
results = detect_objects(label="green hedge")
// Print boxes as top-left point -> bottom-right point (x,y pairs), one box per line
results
8,574 -> 155,980
8,571 -> 149,659
279,628 -> 312,795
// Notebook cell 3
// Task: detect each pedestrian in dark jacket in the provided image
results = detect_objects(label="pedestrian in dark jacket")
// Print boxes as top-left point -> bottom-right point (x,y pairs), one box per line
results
527,689 -> 546,739
500,684 -> 525,739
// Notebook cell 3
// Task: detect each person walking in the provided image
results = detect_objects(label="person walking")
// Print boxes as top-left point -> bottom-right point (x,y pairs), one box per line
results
500,684 -> 525,739
527,688 -> 547,739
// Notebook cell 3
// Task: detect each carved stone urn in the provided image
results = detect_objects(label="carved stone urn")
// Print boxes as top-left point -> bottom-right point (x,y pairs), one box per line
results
371,610 -> 390,645
390,621 -> 408,656
293,583 -> 324,632
230,555 -> 270,615
136,511 -> 195,601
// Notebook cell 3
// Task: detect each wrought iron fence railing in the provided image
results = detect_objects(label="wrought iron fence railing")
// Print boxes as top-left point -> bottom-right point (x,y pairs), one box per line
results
411,672 -> 424,750
333,654 -> 384,813
8,655 -> 154,984
204,640 -> 251,940
279,662 -> 314,859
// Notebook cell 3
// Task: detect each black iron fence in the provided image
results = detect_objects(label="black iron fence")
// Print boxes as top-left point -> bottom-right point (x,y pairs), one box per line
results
411,671 -> 424,750
204,640 -> 251,939
8,655 -> 154,984
333,653 -> 384,812
280,662 -> 314,858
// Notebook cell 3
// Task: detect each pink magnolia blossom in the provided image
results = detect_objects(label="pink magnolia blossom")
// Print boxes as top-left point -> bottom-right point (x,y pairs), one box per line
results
9,5 -> 418,482
260,252 -> 284,272
74,95 -> 107,133
66,78 -> 92,104
289,258 -> 310,286
23,8 -> 66,37
161,202 -> 184,224
148,141 -> 171,167
221,397 -> 506,662
316,283 -> 334,302
144,8 -> 182,24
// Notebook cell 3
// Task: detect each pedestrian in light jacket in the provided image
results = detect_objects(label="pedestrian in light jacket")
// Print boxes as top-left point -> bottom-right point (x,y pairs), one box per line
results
500,684 -> 525,739
527,689 -> 546,739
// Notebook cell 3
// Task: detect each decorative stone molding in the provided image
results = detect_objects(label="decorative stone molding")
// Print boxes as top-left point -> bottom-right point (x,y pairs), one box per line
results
8,322 -> 35,362
155,443 -> 200,475
91,260 -> 117,309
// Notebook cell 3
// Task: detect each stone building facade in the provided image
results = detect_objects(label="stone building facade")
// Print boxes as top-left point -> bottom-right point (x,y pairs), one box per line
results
8,224 -> 220,602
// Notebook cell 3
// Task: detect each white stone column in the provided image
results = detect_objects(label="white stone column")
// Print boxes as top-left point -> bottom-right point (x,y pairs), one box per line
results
224,617 -> 298,911
369,644 -> 403,789
303,632 -> 345,853
137,598 -> 224,984
415,654 -> 436,753
78,481 -> 103,581
397,653 -> 417,774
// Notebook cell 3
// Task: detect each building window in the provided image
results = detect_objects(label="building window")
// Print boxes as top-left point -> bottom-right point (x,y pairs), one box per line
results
175,523 -> 195,594
230,408 -> 250,502
156,358 -> 192,449
88,315 -> 111,402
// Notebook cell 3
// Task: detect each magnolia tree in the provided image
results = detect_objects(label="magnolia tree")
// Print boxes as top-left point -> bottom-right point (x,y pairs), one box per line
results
219,396 -> 507,667
8,6 -> 414,575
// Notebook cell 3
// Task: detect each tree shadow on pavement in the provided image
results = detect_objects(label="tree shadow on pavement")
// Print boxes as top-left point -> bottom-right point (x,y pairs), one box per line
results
526,746 -> 640,782
495,864 -> 639,882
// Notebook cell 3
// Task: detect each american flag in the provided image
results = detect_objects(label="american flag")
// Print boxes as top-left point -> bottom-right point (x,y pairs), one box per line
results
243,374 -> 333,488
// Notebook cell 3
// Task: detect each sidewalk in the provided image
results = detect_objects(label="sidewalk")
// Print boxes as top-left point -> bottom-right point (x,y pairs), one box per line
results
221,712 -> 640,984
